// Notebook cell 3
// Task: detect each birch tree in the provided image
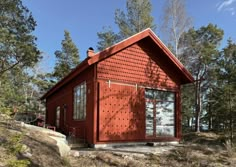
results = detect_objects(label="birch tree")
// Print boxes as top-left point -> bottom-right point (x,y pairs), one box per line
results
161,0 -> 191,59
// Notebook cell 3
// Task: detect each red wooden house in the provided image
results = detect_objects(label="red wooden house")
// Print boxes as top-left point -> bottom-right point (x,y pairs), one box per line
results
41,28 -> 194,147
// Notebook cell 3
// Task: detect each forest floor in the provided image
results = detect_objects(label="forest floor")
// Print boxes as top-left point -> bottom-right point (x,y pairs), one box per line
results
0,118 -> 236,167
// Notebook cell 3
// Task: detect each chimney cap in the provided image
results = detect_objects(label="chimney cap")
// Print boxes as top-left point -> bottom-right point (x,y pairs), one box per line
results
87,47 -> 95,58
88,47 -> 94,51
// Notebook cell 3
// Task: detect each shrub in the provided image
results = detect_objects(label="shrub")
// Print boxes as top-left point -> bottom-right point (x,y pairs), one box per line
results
5,133 -> 31,167
8,134 -> 24,154
7,159 -> 30,167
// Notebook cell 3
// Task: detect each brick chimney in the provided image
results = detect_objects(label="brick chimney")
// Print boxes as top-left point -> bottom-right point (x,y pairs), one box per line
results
87,47 -> 95,58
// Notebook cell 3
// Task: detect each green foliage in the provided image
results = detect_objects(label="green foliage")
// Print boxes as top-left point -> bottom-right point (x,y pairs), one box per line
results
97,27 -> 120,51
34,73 -> 56,94
181,26 -> 236,139
4,133 -> 30,167
180,24 -> 224,131
52,30 -> 80,81
180,24 -> 224,73
217,39 -> 236,82
0,70 -> 24,113
0,107 -> 12,115
97,0 -> 156,50
0,65 -> 46,114
115,0 -> 156,39
7,134 -> 24,154
0,0 -> 40,76
181,84 -> 195,131
7,159 -> 30,167
0,0 -> 43,115
209,40 -> 236,137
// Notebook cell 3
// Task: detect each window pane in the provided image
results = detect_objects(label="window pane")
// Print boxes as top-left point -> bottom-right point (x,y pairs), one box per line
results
79,86 -> 82,119
155,91 -> 174,101
156,101 -> 175,136
146,101 -> 154,136
145,89 -> 154,99
73,82 -> 86,120
56,106 -> 60,128
83,83 -> 86,119
145,89 -> 175,137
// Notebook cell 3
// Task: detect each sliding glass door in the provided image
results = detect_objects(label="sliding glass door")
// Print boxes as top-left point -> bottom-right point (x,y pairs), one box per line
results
145,89 -> 175,137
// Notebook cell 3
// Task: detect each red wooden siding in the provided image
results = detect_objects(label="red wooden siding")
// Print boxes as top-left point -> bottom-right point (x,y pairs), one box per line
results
98,81 -> 145,141
45,66 -> 95,143
96,43 -> 181,142
97,43 -> 178,89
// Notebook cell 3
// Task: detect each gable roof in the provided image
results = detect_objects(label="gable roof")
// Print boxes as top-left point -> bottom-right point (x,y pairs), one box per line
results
41,28 -> 194,99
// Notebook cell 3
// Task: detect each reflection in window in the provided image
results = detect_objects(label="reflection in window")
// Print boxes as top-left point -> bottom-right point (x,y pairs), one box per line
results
63,104 -> 67,126
146,102 -> 154,136
73,82 -> 86,120
156,100 -> 175,137
145,89 -> 175,137
56,106 -> 60,128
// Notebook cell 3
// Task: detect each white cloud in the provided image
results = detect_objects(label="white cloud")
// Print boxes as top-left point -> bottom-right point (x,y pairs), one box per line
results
225,7 -> 236,15
217,0 -> 236,11
216,0 -> 236,15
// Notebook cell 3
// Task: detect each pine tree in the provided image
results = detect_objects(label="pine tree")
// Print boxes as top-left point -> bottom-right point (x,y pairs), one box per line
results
214,39 -> 236,142
97,27 -> 120,51
115,0 -> 156,39
53,30 -> 80,81
0,0 -> 40,76
180,24 -> 224,132
97,0 -> 156,50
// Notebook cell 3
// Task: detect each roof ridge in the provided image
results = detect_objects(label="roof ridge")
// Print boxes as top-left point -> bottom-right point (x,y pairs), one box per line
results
94,28 -> 153,56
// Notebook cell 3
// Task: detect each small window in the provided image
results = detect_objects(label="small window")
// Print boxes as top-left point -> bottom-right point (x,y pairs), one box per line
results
73,82 -> 86,120
56,106 -> 60,128
63,104 -> 67,126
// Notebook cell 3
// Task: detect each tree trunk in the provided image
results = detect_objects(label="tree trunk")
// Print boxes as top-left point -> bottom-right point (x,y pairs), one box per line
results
208,103 -> 212,130
195,80 -> 201,132
229,87 -> 233,146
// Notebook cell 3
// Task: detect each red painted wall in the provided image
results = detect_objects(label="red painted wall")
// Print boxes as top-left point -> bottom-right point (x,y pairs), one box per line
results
96,43 -> 181,142
97,43 -> 178,89
98,81 -> 145,141
45,66 -> 95,143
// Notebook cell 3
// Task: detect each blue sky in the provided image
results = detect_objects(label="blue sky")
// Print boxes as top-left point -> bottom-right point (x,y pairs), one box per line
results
22,0 -> 236,71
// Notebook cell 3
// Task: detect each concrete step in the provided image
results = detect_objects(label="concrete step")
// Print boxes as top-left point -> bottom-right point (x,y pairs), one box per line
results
69,143 -> 88,149
67,137 -> 88,148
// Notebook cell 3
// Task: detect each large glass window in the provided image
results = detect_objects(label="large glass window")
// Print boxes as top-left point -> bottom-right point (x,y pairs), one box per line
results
145,89 -> 175,137
56,106 -> 60,128
73,82 -> 86,120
